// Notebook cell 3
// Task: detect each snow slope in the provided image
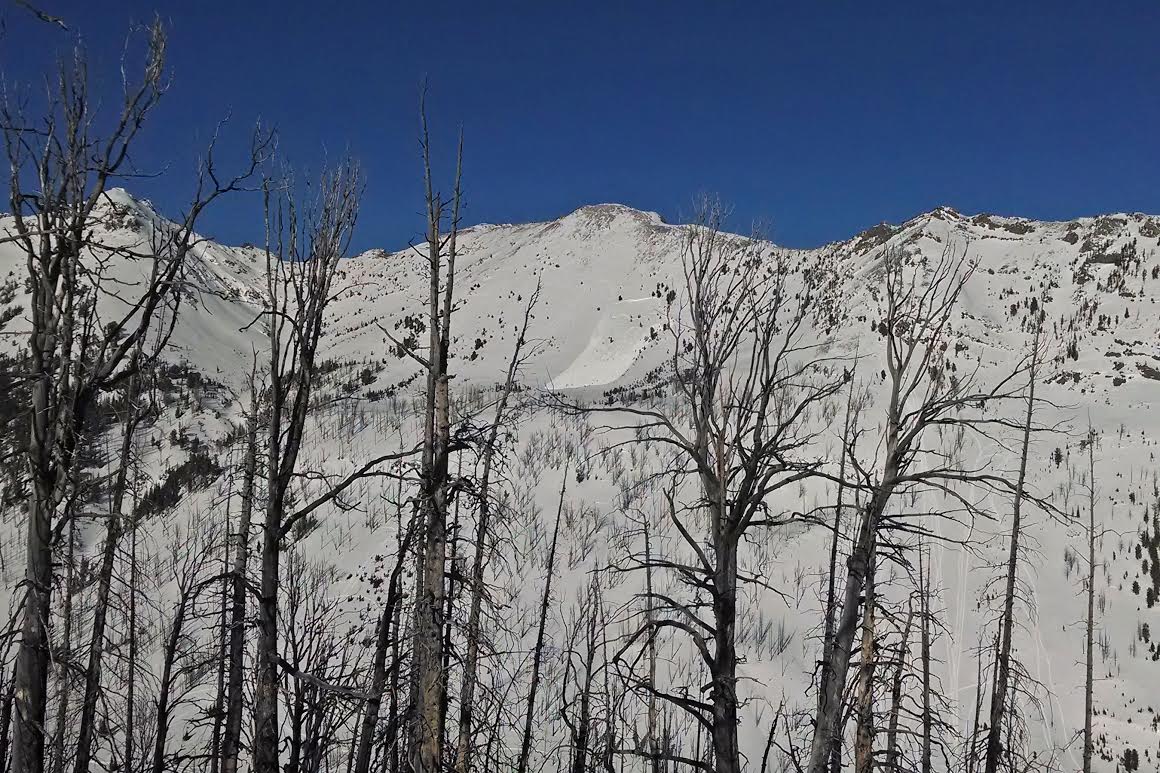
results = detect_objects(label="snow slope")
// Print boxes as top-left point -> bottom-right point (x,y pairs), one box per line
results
2,194 -> 1160,772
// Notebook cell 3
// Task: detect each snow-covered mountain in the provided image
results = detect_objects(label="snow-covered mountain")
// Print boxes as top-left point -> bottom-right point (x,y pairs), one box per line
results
2,192 -> 1159,772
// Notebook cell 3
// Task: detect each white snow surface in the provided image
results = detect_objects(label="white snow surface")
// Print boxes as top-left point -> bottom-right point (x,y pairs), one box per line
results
2,195 -> 1160,771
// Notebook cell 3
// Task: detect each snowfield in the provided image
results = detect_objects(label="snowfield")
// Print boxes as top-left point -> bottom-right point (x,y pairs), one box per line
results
2,192 -> 1159,772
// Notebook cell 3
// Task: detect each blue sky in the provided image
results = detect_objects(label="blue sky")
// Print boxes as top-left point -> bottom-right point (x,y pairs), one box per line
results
2,1 -> 1158,251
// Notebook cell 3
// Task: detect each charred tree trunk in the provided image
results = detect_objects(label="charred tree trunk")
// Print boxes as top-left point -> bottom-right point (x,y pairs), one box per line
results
1082,427 -> 1096,773
412,103 -> 464,773
221,390 -> 258,773
253,461 -> 282,773
557,198 -> 851,773
809,484 -> 887,773
854,541 -> 878,773
709,530 -> 741,773
0,663 -> 16,773
967,634 -> 985,773
438,456 -> 464,751
819,373 -> 857,730
883,604 -> 913,772
286,678 -> 306,773
414,389 -> 450,773
253,161 -> 362,773
823,378 -> 858,773
599,603 -> 618,773
210,544 -> 229,773
643,519 -> 660,773
14,390 -> 65,773
984,332 -> 1039,773
48,518 -> 76,773
920,547 -> 933,773
150,567 -> 192,773
516,463 -> 568,773
124,520 -> 140,773
387,479 -> 406,773
3,26 -> 265,773
809,251 -> 982,773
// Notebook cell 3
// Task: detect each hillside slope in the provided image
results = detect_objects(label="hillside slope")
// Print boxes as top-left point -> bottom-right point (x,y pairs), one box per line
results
2,194 -> 1159,771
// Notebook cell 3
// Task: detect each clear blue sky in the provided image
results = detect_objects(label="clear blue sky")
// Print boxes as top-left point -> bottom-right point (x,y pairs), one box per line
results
3,1 -> 1159,251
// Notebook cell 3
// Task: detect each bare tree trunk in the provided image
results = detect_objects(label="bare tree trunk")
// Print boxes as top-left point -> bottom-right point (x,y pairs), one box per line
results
438,455 -> 464,750
810,406 -> 897,773
1004,679 -> 1016,773
253,161 -> 363,773
977,633 -> 1001,773
212,441 -> 244,773
967,634 -> 984,773
124,520 -> 140,773
253,466 -> 281,773
1082,426 -> 1096,773
883,604 -> 913,772
920,546 -> 932,773
222,388 -> 259,773
287,679 -> 305,773
559,198 -> 850,773
516,463 -> 568,773
3,25 -> 267,773
48,518 -> 76,773
819,373 -> 857,720
210,546 -> 229,773
809,251 -> 989,773
984,330 -> 1039,773
0,663 -> 15,773
760,703 -> 782,773
643,519 -> 659,773
151,565 -> 196,773
854,542 -> 878,773
388,478 -> 406,773
7,36 -> 148,773
823,377 -> 858,773
412,103 -> 464,773
599,600 -> 618,773
414,401 -> 450,773
13,420 -> 59,773
709,528 -> 741,773
404,509 -> 427,766
808,483 -> 888,773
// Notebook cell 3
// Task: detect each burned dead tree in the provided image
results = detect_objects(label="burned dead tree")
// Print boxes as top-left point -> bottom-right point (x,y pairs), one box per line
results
0,21 -> 269,773
807,247 -> 1041,773
220,378 -> 261,773
1082,425 -> 1098,773
367,88 -> 466,773
569,197 -> 845,772
453,281 -> 542,773
983,320 -> 1044,773
251,162 -> 416,773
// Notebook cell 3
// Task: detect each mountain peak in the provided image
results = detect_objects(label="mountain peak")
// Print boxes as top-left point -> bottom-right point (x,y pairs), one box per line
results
99,187 -> 150,213
927,204 -> 963,220
565,202 -> 667,227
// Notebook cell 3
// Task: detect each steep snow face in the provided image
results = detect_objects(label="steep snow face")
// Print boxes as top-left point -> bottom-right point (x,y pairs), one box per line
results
3,195 -> 1160,771
0,188 -> 270,376
321,202 -> 691,393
